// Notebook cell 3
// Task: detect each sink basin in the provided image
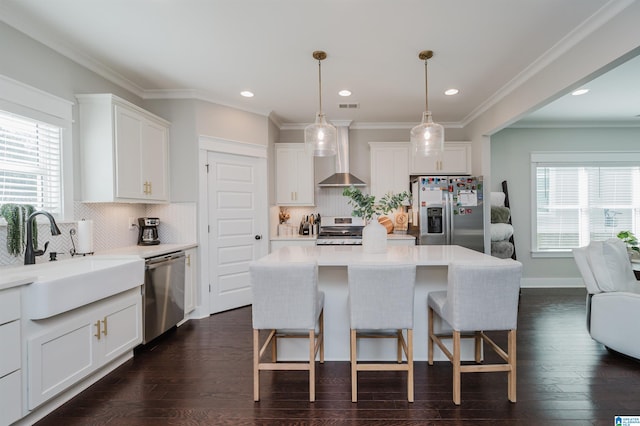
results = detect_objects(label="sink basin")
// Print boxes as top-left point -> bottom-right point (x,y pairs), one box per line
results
19,255 -> 144,319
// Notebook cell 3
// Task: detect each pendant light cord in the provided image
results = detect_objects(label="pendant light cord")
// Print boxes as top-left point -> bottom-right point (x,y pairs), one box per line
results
317,58 -> 323,114
424,58 -> 429,112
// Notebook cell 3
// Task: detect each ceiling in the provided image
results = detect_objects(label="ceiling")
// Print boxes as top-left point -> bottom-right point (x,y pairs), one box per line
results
1,0 -> 638,129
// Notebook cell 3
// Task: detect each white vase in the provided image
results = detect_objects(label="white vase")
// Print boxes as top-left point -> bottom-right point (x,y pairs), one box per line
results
362,216 -> 387,253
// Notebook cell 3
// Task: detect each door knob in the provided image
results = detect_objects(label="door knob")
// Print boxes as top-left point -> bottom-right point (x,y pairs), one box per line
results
255,235 -> 262,240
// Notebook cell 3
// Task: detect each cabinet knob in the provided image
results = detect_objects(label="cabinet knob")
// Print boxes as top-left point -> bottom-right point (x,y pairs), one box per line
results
255,235 -> 262,240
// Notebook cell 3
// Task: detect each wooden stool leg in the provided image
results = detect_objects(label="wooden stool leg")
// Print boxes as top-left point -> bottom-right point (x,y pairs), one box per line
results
453,330 -> 461,405
475,331 -> 482,363
428,307 -> 434,365
407,329 -> 414,403
319,310 -> 325,363
309,330 -> 315,402
397,330 -> 402,363
508,329 -> 517,403
272,333 -> 277,362
253,329 -> 260,402
351,329 -> 358,403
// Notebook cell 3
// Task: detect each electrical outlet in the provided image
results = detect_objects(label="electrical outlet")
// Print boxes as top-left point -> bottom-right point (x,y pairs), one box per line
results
128,217 -> 136,231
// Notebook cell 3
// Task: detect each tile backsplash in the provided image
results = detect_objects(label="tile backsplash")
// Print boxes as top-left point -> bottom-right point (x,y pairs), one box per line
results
272,187 -> 358,236
0,201 -> 196,266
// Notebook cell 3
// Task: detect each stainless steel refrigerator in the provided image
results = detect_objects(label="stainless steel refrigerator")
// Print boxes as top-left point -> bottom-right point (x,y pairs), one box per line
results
411,176 -> 484,253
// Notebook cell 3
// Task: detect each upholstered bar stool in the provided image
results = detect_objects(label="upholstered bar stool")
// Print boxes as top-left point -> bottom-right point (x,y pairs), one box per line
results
348,263 -> 416,402
427,261 -> 522,405
250,261 -> 324,402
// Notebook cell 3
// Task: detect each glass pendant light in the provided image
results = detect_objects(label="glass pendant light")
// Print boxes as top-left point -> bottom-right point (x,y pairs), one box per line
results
304,51 -> 337,157
410,50 -> 444,157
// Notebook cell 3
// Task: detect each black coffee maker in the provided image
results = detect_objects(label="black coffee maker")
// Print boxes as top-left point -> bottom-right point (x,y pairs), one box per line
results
138,217 -> 161,245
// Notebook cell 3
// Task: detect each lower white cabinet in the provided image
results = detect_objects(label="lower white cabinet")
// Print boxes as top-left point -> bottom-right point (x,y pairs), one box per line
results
0,370 -> 21,424
26,288 -> 142,409
0,287 -> 22,425
184,248 -> 198,315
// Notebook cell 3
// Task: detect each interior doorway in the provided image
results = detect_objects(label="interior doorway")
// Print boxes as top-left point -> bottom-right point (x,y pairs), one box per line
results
199,138 -> 268,315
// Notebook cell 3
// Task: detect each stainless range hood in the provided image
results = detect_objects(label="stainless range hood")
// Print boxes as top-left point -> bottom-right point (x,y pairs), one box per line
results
318,123 -> 366,187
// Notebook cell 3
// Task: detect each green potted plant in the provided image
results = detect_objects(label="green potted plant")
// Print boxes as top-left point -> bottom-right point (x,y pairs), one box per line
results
342,186 -> 411,253
342,186 -> 411,222
616,230 -> 640,259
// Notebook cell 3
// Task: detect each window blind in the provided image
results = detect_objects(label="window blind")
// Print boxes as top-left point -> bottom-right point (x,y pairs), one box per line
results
0,109 -> 62,214
535,165 -> 640,251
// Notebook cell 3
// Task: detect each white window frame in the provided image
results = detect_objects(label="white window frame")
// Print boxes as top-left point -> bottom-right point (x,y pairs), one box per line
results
531,151 -> 640,257
0,74 -> 73,222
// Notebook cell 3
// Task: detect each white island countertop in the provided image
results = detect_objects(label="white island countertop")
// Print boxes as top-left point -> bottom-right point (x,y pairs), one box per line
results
258,244 -> 505,267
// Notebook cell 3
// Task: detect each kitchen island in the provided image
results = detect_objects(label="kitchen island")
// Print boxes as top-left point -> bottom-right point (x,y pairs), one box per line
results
255,245 -> 513,361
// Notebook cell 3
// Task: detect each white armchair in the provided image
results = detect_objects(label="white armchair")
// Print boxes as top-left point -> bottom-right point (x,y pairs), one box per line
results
573,239 -> 640,360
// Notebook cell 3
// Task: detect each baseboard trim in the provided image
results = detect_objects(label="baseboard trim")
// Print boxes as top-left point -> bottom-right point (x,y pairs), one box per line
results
521,277 -> 585,288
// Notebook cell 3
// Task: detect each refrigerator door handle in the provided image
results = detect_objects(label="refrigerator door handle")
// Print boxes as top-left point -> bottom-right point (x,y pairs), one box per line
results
448,193 -> 454,245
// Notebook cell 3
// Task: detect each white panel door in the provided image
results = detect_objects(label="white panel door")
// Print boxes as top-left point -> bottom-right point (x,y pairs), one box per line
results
208,151 -> 267,313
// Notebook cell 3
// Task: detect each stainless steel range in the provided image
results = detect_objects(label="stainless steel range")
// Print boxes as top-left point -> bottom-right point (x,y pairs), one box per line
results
316,216 -> 365,245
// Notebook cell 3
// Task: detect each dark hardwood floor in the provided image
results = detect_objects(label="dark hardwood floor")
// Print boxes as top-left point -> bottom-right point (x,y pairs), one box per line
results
36,288 -> 640,425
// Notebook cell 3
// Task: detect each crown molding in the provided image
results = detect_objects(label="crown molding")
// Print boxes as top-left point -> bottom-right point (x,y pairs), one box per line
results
508,119 -> 640,129
0,5 -> 145,98
459,0 -> 637,128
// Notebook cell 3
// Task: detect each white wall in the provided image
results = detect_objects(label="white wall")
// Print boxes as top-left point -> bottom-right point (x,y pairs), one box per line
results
0,21 -> 273,266
491,127 -> 640,285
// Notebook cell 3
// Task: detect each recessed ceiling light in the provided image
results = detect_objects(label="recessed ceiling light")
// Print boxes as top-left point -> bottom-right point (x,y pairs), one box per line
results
571,88 -> 589,96
444,88 -> 459,96
240,91 -> 254,98
338,89 -> 352,97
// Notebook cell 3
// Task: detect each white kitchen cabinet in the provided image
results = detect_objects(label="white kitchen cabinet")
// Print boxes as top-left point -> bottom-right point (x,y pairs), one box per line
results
0,287 -> 21,425
27,288 -> 142,409
184,248 -> 198,315
369,142 -> 410,200
77,94 -> 170,203
275,143 -> 314,206
410,141 -> 471,175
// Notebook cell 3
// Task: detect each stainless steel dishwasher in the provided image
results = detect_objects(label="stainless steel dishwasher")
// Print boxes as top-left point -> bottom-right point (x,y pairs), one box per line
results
143,251 -> 186,343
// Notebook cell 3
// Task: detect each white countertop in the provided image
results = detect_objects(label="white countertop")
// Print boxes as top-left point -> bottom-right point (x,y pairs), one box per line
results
0,243 -> 197,291
0,274 -> 38,291
98,242 -> 198,258
258,245 -> 508,267
270,235 -> 317,241
386,233 -> 416,240
270,234 -> 415,241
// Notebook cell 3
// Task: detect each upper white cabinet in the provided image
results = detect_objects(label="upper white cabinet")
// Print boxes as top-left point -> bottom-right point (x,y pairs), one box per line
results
410,141 -> 471,175
275,143 -> 314,206
77,94 -> 170,203
369,142 -> 410,200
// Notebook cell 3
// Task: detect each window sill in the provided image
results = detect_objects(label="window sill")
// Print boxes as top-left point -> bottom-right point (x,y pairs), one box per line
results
531,251 -> 574,258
